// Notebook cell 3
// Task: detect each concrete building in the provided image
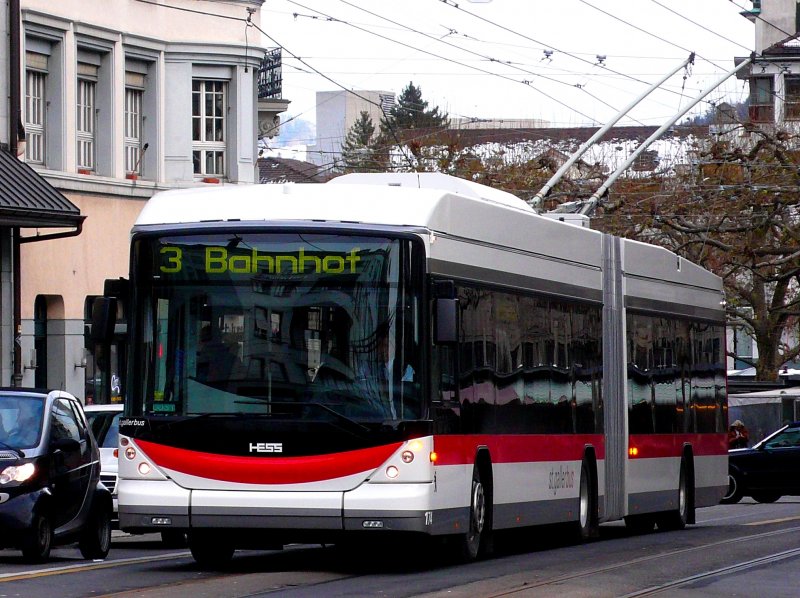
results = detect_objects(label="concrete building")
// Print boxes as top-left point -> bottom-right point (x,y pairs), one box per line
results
0,0 -> 86,391
16,0 -> 287,402
307,89 -> 395,169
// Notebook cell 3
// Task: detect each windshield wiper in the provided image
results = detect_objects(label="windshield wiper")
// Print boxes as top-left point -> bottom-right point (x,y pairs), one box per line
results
0,439 -> 22,456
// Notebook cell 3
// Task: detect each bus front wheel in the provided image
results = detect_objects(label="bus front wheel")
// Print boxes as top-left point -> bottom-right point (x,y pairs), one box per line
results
455,465 -> 492,562
189,531 -> 235,569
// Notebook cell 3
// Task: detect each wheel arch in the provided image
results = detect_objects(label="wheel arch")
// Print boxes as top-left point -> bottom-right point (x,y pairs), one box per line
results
582,445 -> 600,537
473,446 -> 493,502
681,443 -> 696,525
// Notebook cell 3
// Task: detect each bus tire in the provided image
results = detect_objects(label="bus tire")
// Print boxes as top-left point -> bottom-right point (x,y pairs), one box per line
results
571,459 -> 597,541
161,530 -> 188,548
189,531 -> 235,569
456,464 -> 491,562
657,460 -> 689,531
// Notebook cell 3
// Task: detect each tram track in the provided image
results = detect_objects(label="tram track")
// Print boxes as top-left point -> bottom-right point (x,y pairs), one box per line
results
474,524 -> 800,598
3,519 -> 800,597
620,546 -> 800,596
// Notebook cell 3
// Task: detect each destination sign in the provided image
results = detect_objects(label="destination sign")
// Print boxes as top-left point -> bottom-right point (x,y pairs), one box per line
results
159,246 -> 362,276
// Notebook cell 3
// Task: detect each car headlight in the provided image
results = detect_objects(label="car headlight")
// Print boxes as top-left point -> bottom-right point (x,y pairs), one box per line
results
0,462 -> 36,484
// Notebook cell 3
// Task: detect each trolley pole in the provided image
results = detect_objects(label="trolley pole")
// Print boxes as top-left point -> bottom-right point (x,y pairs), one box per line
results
530,53 -> 696,209
579,55 -> 755,216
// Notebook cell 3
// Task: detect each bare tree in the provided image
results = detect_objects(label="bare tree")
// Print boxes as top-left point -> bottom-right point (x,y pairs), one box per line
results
597,126 -> 800,380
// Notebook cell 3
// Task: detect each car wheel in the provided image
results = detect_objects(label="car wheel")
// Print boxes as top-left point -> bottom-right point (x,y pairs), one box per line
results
752,493 -> 781,504
79,503 -> 112,560
720,471 -> 744,504
161,530 -> 188,548
455,465 -> 492,562
189,531 -> 235,568
21,513 -> 52,563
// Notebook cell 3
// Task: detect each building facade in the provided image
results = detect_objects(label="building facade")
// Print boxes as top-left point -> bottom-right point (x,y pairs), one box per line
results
17,0 -> 286,402
308,89 -> 395,170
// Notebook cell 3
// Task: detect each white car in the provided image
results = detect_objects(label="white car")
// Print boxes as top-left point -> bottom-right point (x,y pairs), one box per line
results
84,403 -> 186,546
84,403 -> 123,523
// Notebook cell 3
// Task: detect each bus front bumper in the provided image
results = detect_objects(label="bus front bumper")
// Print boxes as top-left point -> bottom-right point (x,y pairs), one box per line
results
118,479 -> 446,536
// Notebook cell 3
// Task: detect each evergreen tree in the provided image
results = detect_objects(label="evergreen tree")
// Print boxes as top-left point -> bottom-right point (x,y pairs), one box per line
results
379,82 -> 449,166
382,81 -> 449,132
341,111 -> 382,172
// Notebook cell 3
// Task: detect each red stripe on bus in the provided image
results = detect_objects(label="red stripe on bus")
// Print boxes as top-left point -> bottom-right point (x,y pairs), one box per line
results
431,433 -> 725,465
432,434 -> 606,466
628,433 -> 727,458
136,440 -> 403,485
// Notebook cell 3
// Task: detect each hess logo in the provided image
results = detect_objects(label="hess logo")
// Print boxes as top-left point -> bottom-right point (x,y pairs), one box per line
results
249,442 -> 283,454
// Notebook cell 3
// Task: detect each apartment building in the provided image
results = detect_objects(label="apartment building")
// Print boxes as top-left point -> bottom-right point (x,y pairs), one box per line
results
16,0 -> 286,402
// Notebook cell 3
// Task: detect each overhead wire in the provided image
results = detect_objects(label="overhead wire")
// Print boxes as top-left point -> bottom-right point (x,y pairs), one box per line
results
435,0 -> 751,126
331,0 -> 635,123
648,0 -> 753,52
283,0 -> 601,124
247,26 -> 420,168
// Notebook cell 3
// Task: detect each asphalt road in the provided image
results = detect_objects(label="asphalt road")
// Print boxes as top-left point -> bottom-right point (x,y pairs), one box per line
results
1,497 -> 799,597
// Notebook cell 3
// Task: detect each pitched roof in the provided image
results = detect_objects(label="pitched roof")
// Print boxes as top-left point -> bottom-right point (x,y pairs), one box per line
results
0,150 -> 84,228
257,157 -> 325,184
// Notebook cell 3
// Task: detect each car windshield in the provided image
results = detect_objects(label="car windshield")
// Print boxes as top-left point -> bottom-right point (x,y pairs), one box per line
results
0,395 -> 45,449
762,426 -> 800,449
86,410 -> 121,449
128,232 -> 423,424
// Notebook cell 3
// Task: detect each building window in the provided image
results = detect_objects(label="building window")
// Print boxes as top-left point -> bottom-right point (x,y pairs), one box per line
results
192,80 -> 226,176
25,64 -> 46,164
76,66 -> 97,171
749,77 -> 774,122
124,84 -> 143,175
785,77 -> 800,120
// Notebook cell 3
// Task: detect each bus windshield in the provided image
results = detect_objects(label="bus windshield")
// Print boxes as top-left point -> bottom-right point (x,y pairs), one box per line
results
128,232 -> 422,424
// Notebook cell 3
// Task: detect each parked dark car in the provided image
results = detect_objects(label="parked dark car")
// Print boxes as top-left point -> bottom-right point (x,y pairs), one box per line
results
0,388 -> 112,562
721,421 -> 800,504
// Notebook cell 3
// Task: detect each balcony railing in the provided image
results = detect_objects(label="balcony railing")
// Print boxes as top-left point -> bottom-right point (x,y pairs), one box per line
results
258,48 -> 282,100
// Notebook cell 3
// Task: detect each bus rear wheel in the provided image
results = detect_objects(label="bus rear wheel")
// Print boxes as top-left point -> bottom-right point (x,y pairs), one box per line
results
657,461 -> 689,531
189,531 -> 235,569
571,460 -> 597,541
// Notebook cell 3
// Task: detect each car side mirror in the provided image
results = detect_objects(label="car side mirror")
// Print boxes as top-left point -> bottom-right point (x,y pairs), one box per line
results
51,438 -> 80,453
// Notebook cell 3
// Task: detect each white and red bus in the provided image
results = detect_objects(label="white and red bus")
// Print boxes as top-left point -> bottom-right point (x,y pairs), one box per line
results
105,173 -> 728,566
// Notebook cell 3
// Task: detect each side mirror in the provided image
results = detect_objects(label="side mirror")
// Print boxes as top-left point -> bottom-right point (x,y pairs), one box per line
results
51,437 -> 80,453
434,298 -> 459,344
90,297 -> 117,343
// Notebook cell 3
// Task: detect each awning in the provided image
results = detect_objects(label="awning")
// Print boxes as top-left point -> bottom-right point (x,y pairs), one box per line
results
0,150 -> 84,228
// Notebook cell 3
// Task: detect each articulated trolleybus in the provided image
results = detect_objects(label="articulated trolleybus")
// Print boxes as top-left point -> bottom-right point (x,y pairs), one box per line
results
106,173 -> 727,566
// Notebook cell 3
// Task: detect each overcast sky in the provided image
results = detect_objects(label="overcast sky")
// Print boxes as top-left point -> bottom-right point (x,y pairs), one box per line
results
260,0 -> 756,134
